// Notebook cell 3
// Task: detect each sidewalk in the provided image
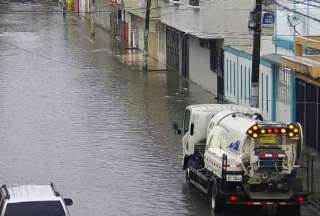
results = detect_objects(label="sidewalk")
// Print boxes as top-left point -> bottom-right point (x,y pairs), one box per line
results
82,14 -> 166,72
113,46 -> 167,72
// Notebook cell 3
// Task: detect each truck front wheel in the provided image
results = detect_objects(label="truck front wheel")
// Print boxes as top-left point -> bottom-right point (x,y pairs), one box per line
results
211,184 -> 224,213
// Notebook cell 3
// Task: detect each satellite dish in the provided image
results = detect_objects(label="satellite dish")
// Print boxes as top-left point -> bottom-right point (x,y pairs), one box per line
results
287,14 -> 303,27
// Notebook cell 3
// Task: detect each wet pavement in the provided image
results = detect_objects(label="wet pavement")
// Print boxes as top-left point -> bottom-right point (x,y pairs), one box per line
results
0,1 -> 316,216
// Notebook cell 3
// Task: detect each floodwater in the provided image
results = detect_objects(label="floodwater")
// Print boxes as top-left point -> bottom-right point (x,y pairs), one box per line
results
0,1 -> 310,216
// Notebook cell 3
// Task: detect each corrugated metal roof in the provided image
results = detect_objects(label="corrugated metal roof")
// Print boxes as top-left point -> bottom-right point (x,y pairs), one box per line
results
7,185 -> 59,203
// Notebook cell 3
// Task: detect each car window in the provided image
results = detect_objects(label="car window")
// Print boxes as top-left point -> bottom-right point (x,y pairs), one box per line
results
4,201 -> 66,216
183,110 -> 191,134
0,192 -> 5,215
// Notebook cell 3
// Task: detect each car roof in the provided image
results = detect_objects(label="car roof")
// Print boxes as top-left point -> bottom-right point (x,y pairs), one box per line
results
6,185 -> 60,203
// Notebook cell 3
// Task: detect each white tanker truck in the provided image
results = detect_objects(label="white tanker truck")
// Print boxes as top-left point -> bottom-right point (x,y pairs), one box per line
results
173,104 -> 306,215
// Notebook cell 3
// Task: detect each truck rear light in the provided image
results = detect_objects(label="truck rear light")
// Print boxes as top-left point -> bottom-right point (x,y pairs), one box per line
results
228,195 -> 239,203
295,196 -> 305,204
247,201 -> 261,206
273,128 -> 280,134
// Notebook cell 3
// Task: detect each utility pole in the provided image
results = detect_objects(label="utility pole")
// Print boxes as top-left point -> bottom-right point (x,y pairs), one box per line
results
143,0 -> 152,73
90,0 -> 96,36
250,0 -> 262,108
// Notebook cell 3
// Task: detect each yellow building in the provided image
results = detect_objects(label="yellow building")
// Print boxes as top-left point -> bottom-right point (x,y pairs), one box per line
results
122,0 -> 166,67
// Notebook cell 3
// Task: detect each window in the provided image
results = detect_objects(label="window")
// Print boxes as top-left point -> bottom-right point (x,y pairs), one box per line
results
244,67 -> 247,100
278,67 -> 290,103
117,9 -> 122,20
261,74 -> 264,111
249,68 -> 251,97
183,110 -> 191,134
4,201 -> 66,216
229,61 -> 232,94
240,66 -> 243,99
233,62 -> 236,96
226,60 -> 229,93
0,192 -> 5,214
189,0 -> 199,6
266,75 -> 269,113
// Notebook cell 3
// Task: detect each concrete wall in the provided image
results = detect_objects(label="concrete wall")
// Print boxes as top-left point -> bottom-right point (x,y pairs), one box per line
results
160,0 -> 254,38
188,36 -> 217,95
124,0 -> 160,19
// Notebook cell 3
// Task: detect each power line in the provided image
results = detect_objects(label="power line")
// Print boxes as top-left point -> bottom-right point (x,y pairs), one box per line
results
280,0 -> 320,9
276,1 -> 320,23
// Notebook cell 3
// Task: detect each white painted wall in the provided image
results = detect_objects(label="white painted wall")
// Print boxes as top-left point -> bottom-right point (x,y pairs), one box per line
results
188,36 -> 217,95
79,0 -> 86,15
224,49 -> 273,120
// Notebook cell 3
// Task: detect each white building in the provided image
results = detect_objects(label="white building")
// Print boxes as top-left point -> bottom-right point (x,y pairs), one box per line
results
160,0 -> 255,98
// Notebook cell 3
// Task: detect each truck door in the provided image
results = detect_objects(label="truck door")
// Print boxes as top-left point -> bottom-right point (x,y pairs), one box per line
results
182,109 -> 192,156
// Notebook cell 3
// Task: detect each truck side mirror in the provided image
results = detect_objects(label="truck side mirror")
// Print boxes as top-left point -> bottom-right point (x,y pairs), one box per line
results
64,198 -> 73,206
190,123 -> 194,136
172,122 -> 182,135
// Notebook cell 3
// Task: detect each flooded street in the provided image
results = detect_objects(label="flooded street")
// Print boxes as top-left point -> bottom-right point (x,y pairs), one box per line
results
0,1 -> 216,216
0,1 -> 313,216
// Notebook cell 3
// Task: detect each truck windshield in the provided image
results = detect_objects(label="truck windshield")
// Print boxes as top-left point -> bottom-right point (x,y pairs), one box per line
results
4,201 -> 66,216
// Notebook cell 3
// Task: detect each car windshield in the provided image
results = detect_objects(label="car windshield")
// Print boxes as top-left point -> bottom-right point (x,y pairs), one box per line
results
4,201 -> 66,216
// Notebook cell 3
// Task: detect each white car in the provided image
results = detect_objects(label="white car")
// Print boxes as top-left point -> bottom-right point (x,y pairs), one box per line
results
0,183 -> 73,216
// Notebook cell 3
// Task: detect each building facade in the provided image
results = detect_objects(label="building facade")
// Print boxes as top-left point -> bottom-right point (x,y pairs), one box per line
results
160,0 -> 254,97
270,1 -> 320,151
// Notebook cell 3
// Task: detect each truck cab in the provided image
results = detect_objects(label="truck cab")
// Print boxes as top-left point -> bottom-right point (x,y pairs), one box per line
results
179,104 -> 260,169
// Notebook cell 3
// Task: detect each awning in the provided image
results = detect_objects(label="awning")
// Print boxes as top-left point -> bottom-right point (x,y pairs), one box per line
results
281,55 -> 320,79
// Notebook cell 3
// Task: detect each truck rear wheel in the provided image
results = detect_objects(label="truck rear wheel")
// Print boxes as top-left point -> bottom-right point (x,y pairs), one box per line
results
278,205 -> 301,216
211,183 -> 224,212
